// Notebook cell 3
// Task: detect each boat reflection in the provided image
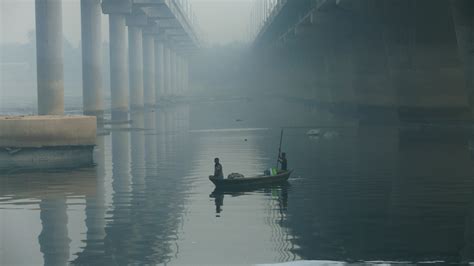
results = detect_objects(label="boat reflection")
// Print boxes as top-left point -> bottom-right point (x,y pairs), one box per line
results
207,183 -> 295,262
209,183 -> 290,216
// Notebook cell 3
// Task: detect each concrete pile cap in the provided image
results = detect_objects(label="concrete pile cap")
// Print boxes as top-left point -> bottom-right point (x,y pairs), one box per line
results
0,115 -> 97,148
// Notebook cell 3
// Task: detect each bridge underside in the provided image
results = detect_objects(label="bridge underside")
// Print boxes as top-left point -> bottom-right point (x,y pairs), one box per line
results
253,0 -> 474,122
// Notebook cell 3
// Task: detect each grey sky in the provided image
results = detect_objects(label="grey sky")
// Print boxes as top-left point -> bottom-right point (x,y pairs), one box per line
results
191,0 -> 253,45
0,0 -> 254,46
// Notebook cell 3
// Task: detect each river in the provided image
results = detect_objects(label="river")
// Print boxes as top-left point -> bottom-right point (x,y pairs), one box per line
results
1,97 -> 474,265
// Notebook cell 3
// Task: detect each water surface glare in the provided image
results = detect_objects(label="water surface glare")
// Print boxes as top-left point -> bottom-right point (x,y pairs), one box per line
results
1,99 -> 474,265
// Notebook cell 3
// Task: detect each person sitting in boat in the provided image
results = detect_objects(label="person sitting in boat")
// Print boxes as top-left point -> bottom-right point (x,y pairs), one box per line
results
278,152 -> 288,171
213,158 -> 224,179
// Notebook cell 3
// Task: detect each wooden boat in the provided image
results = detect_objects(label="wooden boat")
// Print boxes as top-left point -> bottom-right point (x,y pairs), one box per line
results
209,170 -> 293,189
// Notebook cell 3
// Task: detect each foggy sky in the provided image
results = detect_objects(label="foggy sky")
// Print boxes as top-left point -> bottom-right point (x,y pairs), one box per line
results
0,0 -> 254,46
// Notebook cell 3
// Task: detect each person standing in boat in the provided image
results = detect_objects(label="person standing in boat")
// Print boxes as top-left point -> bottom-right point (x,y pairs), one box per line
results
214,158 -> 224,179
278,152 -> 288,171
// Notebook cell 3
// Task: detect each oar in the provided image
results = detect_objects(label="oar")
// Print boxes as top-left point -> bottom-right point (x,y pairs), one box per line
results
276,128 -> 284,169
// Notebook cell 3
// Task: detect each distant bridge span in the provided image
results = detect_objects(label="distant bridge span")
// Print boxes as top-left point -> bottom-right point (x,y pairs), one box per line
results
249,0 -> 474,121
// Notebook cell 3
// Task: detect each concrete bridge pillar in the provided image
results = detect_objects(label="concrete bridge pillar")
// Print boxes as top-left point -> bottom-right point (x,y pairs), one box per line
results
181,56 -> 186,95
174,50 -> 179,96
184,59 -> 189,93
349,2 -> 396,118
164,45 -> 171,97
181,57 -> 186,94
35,0 -> 64,115
143,34 -> 156,107
81,0 -> 104,117
109,14 -> 129,112
3,0 -> 97,170
381,0 -> 467,121
154,40 -> 165,101
180,56 -> 187,95
177,53 -> 182,95
176,54 -> 181,95
176,53 -> 182,95
102,0 -> 132,115
128,26 -> 144,109
318,0 -> 467,121
451,0 -> 474,118
127,12 -> 148,109
170,49 -> 176,96
180,56 -> 185,95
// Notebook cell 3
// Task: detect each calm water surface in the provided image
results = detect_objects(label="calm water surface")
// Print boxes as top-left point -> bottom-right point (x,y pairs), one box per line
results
1,98 -> 474,265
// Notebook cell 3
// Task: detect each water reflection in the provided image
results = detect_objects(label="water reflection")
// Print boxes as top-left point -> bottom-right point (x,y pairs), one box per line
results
211,190 -> 224,215
2,100 -> 474,264
0,167 -> 97,265
102,110 -> 133,264
98,106 -> 192,265
210,184 -> 290,217
0,105 -> 193,265
73,130 -> 107,264
39,196 -> 70,265
284,125 -> 474,263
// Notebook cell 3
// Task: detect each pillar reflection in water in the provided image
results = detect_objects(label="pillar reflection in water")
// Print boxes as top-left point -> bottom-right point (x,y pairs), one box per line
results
135,109 -> 161,263
157,108 -> 169,162
145,110 -> 157,175
163,46 -> 171,97
77,106 -> 193,264
29,163 -> 98,265
111,122 -> 131,189
165,108 -> 175,161
148,105 -> 191,263
1,168 -> 97,265
38,197 -> 70,266
130,111 -> 146,182
104,112 -> 132,261
72,122 -> 107,264
128,110 -> 148,261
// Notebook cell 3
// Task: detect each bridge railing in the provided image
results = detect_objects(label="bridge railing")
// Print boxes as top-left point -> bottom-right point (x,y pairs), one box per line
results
248,0 -> 331,44
167,0 -> 203,46
247,0 -> 287,42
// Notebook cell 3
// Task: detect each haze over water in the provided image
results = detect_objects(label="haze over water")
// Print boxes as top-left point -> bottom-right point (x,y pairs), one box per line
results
1,96 -> 474,265
2,0 -> 474,264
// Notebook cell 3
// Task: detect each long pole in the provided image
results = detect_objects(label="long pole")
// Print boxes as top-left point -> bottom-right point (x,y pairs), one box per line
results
276,128 -> 284,168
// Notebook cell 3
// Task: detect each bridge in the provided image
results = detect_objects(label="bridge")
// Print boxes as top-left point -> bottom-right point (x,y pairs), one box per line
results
2,0 -> 474,169
248,0 -> 474,121
84,0 -> 200,116
0,0 -> 201,170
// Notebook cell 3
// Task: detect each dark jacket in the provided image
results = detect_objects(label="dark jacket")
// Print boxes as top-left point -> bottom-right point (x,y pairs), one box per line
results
214,162 -> 224,179
279,157 -> 288,171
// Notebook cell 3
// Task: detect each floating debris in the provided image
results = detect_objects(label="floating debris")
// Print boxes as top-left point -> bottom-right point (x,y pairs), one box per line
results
306,129 -> 321,136
323,131 -> 339,138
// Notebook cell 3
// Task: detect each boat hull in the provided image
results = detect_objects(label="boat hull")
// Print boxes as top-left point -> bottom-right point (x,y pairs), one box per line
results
209,170 -> 292,189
